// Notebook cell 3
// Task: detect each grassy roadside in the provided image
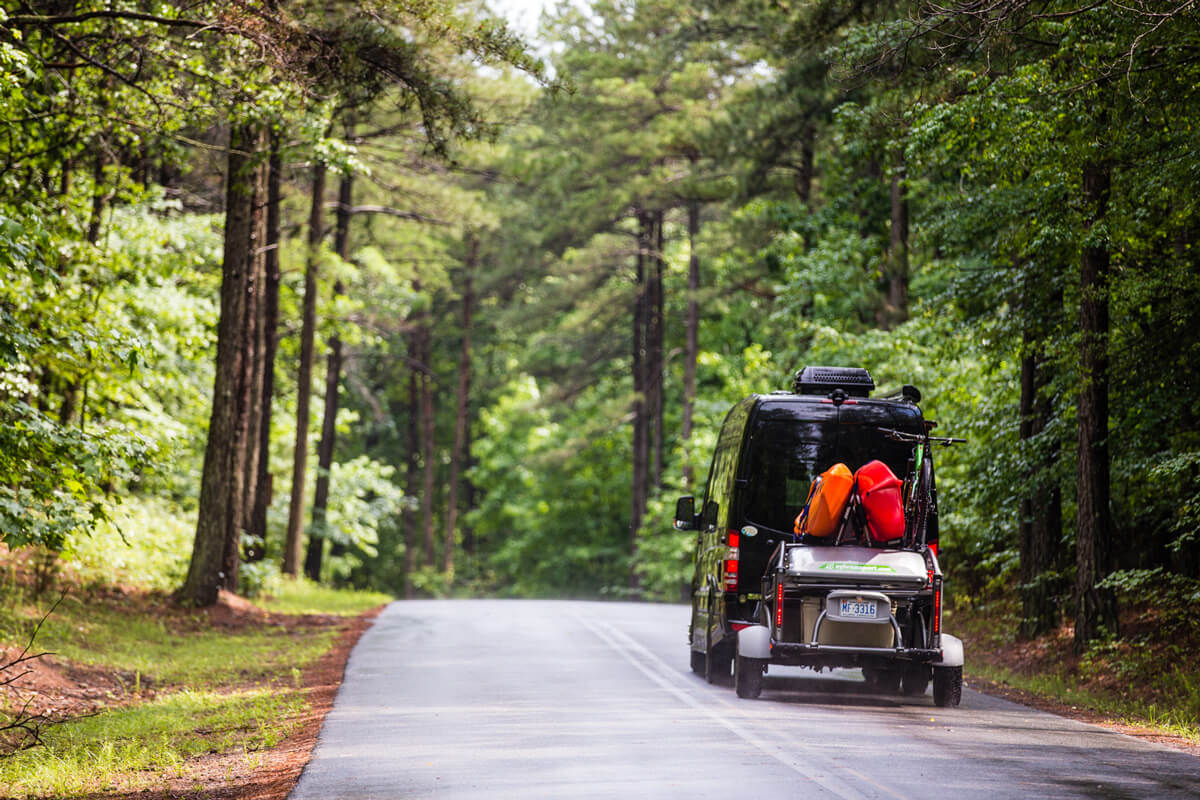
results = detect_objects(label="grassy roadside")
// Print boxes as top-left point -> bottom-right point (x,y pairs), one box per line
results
0,577 -> 391,799
948,591 -> 1200,750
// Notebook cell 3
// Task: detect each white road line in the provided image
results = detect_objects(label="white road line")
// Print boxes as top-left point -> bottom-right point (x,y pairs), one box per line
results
578,614 -> 886,800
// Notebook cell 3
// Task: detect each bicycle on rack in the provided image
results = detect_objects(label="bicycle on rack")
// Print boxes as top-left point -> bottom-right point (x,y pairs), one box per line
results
877,426 -> 965,552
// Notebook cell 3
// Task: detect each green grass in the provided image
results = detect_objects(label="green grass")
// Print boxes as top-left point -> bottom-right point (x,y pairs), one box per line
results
968,660 -> 1200,742
0,688 -> 305,798
0,573 -> 370,798
947,597 -> 1200,745
7,593 -> 337,687
257,575 -> 392,616
0,493 -> 392,798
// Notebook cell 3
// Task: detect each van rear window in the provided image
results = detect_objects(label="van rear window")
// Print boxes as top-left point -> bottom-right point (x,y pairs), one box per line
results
742,403 -> 922,534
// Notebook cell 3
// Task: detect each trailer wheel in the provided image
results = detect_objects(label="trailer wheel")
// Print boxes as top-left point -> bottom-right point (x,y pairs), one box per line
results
735,655 -> 765,699
932,665 -> 962,707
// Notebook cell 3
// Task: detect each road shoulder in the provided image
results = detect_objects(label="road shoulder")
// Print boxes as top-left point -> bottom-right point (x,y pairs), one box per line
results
239,604 -> 384,800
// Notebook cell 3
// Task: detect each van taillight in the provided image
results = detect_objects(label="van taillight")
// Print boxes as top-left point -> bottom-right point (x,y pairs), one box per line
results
723,531 -> 740,591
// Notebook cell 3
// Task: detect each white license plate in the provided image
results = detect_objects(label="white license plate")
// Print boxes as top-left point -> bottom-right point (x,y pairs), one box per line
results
839,599 -> 877,619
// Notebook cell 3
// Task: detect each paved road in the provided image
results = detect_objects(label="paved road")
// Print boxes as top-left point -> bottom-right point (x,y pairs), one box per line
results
290,600 -> 1199,799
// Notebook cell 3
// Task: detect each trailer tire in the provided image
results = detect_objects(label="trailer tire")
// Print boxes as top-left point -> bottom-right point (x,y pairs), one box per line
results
735,655 -> 765,699
933,665 -> 962,708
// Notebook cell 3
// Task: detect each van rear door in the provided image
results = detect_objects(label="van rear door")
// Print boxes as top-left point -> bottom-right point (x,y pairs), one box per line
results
735,399 -> 924,586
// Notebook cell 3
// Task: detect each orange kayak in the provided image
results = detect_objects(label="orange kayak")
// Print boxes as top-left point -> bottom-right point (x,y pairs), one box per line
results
795,463 -> 853,538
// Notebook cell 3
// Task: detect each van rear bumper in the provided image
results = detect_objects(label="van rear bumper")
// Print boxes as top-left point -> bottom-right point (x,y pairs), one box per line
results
769,641 -> 943,667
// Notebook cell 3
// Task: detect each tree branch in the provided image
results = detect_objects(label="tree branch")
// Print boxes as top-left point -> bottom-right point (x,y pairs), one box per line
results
328,203 -> 450,226
4,11 -> 208,29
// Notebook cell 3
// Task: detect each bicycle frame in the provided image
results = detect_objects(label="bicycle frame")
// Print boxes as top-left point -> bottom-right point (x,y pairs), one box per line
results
878,427 -> 964,549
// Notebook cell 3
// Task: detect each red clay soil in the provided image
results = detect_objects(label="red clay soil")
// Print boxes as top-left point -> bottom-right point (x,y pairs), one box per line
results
104,603 -> 381,800
237,605 -> 381,800
99,603 -> 382,800
1,588 -> 381,800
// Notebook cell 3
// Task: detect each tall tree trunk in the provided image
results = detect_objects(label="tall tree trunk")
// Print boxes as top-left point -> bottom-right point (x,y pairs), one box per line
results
180,122 -> 260,606
1075,160 -> 1114,653
463,418 -> 476,560
69,142 -> 108,433
682,200 -> 701,488
649,210 -> 665,490
1018,274 -> 1065,639
247,130 -> 283,563
796,122 -> 815,206
420,313 -> 436,570
630,211 -> 650,593
1035,437 -> 1063,626
284,163 -> 326,576
404,364 -> 420,598
886,158 -> 909,329
222,137 -> 267,593
222,140 -> 266,594
59,379 -> 79,427
1018,343 -> 1059,638
86,147 -> 107,245
444,236 -> 477,581
305,174 -> 353,581
240,156 -> 269,535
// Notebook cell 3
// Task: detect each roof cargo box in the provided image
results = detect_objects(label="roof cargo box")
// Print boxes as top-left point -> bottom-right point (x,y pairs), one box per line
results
791,366 -> 875,397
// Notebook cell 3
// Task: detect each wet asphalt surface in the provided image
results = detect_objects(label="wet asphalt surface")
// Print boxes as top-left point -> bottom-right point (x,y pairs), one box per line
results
289,599 -> 1200,799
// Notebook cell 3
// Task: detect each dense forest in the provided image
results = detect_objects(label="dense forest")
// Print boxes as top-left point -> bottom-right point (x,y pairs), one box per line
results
2,0 -> 1199,656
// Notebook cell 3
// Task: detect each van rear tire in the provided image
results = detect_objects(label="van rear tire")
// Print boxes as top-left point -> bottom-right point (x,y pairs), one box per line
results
690,648 -> 706,675
706,640 -> 733,685
735,655 -> 765,699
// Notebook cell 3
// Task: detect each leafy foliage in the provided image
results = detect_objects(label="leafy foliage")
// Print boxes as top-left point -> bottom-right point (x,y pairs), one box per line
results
1,0 -> 1198,659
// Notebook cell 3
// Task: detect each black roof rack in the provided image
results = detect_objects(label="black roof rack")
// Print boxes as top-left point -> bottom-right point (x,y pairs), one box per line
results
791,366 -> 875,397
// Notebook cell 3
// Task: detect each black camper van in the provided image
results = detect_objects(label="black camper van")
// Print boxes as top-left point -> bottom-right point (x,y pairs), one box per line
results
675,366 -> 940,684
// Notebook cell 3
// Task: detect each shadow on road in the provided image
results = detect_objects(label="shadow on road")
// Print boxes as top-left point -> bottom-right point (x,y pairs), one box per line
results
756,674 -> 918,708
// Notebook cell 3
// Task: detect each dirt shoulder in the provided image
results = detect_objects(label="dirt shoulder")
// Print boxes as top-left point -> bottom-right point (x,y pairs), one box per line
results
956,607 -> 1200,759
967,673 -> 1200,757
108,604 -> 382,800
1,589 -> 382,800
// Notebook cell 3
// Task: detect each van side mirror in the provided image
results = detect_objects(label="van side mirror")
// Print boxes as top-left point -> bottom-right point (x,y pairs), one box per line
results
674,496 -> 696,530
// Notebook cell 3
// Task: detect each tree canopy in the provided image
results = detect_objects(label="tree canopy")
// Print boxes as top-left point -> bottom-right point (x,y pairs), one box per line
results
1,0 -> 1198,656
